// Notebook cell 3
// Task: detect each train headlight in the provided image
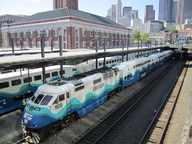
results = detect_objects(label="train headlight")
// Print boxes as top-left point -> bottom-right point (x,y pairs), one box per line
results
34,107 -> 41,111
27,104 -> 30,108
21,118 -> 24,124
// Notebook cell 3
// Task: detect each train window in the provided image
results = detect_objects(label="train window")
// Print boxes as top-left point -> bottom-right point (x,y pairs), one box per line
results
53,98 -> 58,105
25,92 -> 34,98
34,94 -> 44,104
99,63 -> 102,66
12,79 -> 21,86
52,72 -> 58,77
59,94 -> 65,101
73,69 -> 77,71
112,60 -> 114,63
46,73 -> 50,78
67,92 -> 69,98
124,76 -> 127,80
75,85 -> 84,92
130,74 -> 132,77
103,73 -> 108,80
34,75 -> 42,81
93,78 -> 101,85
106,61 -> 109,64
115,60 -> 117,62
108,72 -> 113,78
23,77 -> 32,83
0,82 -> 9,89
113,69 -> 118,76
109,61 -> 111,64
127,75 -> 129,79
59,70 -> 65,75
41,95 -> 53,105
14,95 -> 23,102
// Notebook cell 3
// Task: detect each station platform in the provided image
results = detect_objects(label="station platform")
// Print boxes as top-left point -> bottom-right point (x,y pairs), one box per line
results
163,60 -> 192,143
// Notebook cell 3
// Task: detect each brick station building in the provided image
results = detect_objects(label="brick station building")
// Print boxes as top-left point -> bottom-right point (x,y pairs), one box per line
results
1,8 -> 132,49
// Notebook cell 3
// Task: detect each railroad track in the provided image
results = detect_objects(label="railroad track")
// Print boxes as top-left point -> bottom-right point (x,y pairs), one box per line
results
139,60 -> 190,144
74,60 -> 179,144
15,138 -> 25,144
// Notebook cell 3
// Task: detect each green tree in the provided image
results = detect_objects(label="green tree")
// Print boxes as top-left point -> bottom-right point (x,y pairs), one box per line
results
163,29 -> 178,33
132,30 -> 141,43
141,33 -> 149,44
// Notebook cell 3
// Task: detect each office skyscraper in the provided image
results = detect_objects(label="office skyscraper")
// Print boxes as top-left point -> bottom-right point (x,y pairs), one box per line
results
176,0 -> 192,24
111,5 -> 117,22
144,5 -> 155,23
53,0 -> 78,10
123,7 -> 132,16
159,0 -> 165,20
159,0 -> 173,21
164,0 -> 173,21
172,0 -> 178,22
116,0 -> 122,22
132,10 -> 138,19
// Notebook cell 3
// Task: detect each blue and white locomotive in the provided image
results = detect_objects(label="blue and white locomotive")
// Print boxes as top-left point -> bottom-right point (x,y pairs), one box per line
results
21,50 -> 173,143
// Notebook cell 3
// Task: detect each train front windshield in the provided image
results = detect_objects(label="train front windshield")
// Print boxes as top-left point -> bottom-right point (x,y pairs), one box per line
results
30,91 -> 53,105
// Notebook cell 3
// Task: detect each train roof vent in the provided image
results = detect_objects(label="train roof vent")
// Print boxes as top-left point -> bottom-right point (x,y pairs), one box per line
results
73,81 -> 84,87
48,79 -> 68,86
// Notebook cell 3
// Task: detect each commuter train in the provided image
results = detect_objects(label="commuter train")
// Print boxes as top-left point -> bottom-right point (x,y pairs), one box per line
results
21,50 -> 173,143
0,53 -> 138,116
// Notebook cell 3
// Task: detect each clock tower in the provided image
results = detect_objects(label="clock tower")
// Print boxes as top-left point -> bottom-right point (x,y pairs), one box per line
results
53,0 -> 78,10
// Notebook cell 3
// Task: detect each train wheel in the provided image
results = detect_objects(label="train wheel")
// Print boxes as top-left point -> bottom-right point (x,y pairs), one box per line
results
31,132 -> 40,144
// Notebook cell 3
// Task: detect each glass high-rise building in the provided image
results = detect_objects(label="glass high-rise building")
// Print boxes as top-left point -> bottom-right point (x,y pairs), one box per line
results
159,0 -> 174,21
159,0 -> 165,20
172,0 -> 178,22
123,7 -> 132,16
176,0 -> 192,24
144,5 -> 155,23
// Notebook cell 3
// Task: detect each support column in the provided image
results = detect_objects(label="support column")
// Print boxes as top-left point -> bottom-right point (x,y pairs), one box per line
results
59,35 -> 62,56
127,39 -> 129,61
104,38 -> 106,67
11,38 -> 14,53
60,61 -> 63,79
42,64 -> 46,84
41,34 -> 45,58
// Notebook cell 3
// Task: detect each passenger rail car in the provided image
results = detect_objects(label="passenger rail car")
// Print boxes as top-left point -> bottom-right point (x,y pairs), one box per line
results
21,50 -> 173,143
114,50 -> 173,89
0,54 -> 136,115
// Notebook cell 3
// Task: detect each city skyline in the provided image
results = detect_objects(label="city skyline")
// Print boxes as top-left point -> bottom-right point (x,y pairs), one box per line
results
0,0 -> 159,23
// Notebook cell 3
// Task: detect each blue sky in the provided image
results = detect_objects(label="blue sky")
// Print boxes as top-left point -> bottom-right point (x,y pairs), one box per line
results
0,0 -> 159,22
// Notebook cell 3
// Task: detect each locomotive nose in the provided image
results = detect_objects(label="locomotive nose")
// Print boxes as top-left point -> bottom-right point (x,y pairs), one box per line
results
21,112 -> 36,127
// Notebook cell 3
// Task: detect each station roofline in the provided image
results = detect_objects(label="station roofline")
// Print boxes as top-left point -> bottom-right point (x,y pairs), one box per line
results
8,8 -> 126,29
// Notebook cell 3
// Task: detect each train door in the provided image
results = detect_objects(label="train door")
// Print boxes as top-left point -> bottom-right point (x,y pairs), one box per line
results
129,67 -> 134,85
66,90 -> 71,115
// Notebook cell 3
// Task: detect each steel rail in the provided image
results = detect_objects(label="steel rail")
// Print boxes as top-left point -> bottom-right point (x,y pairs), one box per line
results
139,60 -> 189,144
74,60 -> 178,144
